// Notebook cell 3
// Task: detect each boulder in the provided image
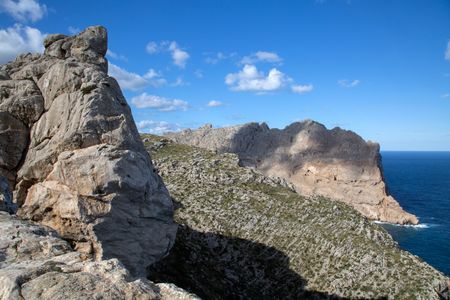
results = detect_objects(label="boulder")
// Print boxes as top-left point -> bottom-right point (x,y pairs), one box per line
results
0,26 -> 177,276
0,212 -> 196,300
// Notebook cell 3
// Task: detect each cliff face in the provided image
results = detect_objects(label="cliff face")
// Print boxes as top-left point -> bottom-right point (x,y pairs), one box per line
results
0,26 -> 177,277
143,134 -> 448,299
167,121 -> 418,225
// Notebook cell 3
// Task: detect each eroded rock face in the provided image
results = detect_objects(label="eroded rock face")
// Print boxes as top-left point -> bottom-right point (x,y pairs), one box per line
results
0,212 -> 197,300
167,121 -> 418,225
0,26 -> 177,276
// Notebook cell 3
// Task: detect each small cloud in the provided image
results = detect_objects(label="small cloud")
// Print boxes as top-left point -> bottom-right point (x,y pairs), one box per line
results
0,24 -> 45,64
106,49 -> 128,62
446,41 -> 450,60
108,63 -> 166,91
108,63 -> 149,91
241,51 -> 282,65
225,64 -> 291,93
207,100 -> 223,107
291,84 -> 314,94
441,93 -> 449,98
204,52 -> 227,64
146,40 -> 189,68
168,41 -> 189,68
194,69 -> 203,78
68,26 -> 80,35
0,0 -> 47,22
171,77 -> 188,87
136,120 -> 182,134
338,79 -> 360,88
146,41 -> 160,54
131,93 -> 188,112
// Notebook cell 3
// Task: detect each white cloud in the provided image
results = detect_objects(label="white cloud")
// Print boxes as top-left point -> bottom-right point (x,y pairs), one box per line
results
106,49 -> 127,61
225,64 -> 290,93
207,100 -> 223,107
136,120 -> 182,134
0,24 -> 45,64
241,51 -> 282,64
168,41 -> 189,68
194,69 -> 203,78
68,26 -> 80,35
171,77 -> 188,86
291,84 -> 314,94
338,79 -> 360,88
146,41 -> 160,54
0,0 -> 46,22
441,93 -> 449,98
131,93 -> 188,111
108,63 -> 166,91
446,41 -> 450,60
108,63 -> 149,91
146,40 -> 189,68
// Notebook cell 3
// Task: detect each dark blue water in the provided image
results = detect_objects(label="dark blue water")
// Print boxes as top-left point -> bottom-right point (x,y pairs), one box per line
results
379,151 -> 450,276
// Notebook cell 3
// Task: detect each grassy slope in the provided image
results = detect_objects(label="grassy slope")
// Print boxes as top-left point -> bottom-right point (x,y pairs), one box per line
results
143,134 -> 447,299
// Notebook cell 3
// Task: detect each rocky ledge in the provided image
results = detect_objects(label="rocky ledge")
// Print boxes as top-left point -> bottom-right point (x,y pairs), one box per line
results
167,121 -> 418,225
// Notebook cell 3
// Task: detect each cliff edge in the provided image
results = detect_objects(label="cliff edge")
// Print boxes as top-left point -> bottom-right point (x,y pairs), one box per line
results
167,121 -> 418,225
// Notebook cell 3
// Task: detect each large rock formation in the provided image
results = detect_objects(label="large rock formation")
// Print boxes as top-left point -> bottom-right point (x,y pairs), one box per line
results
0,26 -> 177,276
143,134 -> 449,299
0,212 -> 198,300
167,121 -> 418,224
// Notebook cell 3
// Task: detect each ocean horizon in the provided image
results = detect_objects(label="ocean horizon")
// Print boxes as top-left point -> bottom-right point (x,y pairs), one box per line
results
380,151 -> 450,276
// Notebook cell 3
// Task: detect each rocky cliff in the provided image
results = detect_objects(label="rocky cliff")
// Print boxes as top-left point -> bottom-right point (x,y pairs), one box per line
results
144,134 -> 448,299
167,121 -> 418,225
0,26 -> 177,277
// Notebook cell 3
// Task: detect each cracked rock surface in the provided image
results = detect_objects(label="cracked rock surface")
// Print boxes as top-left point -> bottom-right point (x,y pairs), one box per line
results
0,212 -> 198,300
0,26 -> 177,277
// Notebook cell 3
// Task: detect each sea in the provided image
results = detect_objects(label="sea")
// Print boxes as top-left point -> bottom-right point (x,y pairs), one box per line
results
378,151 -> 450,276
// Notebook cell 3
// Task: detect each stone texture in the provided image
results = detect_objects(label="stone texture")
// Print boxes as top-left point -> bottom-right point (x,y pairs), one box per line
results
167,121 -> 418,225
0,212 -> 196,300
0,26 -> 177,276
144,134 -> 449,299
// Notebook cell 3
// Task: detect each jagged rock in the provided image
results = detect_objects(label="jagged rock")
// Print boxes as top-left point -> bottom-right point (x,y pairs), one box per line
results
0,212 -> 195,300
167,121 -> 418,225
0,26 -> 177,276
143,134 -> 449,299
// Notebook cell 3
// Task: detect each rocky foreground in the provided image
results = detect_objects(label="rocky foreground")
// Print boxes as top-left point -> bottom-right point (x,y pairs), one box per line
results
144,134 -> 448,299
0,26 -> 196,299
167,122 -> 418,225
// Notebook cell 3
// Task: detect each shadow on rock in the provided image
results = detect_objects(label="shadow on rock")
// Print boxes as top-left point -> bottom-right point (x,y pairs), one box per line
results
148,223 -> 347,300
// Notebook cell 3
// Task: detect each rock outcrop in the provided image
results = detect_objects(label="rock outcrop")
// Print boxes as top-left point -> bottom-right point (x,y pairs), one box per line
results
0,212 -> 198,300
143,134 -> 449,299
0,26 -> 177,276
167,121 -> 418,225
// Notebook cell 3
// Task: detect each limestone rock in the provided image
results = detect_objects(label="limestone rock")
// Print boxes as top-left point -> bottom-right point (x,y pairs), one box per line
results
0,26 -> 177,276
0,212 -> 193,300
167,121 -> 418,225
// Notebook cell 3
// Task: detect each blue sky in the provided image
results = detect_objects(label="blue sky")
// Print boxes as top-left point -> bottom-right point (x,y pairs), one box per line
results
1,0 -> 449,150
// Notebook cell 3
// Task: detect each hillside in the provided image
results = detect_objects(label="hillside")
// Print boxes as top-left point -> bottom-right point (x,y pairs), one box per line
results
143,134 -> 448,299
167,122 -> 418,225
